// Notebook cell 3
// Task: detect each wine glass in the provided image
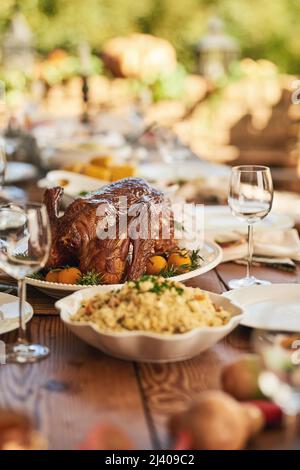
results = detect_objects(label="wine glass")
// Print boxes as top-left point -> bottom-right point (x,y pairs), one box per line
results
228,165 -> 273,289
0,203 -> 51,363
253,330 -> 300,416
0,138 -> 6,196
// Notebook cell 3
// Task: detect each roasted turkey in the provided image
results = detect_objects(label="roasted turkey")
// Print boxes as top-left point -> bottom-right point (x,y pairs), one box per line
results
44,178 -> 176,284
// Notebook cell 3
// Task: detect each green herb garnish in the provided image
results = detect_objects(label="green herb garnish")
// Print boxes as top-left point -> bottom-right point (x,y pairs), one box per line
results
77,271 -> 103,285
29,271 -> 44,280
190,249 -> 204,270
133,275 -> 183,295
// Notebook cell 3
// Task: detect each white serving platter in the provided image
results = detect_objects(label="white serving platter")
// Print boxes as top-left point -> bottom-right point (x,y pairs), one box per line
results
26,240 -> 222,299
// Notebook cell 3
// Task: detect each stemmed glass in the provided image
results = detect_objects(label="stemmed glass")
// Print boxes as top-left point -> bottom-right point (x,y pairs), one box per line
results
0,139 -> 6,197
0,203 -> 51,363
228,165 -> 273,289
253,330 -> 300,416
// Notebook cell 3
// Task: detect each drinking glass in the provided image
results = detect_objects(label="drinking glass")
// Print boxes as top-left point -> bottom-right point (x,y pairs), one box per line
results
253,330 -> 300,416
0,203 -> 51,363
0,139 -> 6,195
228,165 -> 273,289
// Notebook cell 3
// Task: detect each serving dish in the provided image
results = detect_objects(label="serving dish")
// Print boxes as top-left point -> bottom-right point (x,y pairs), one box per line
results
25,240 -> 223,299
56,285 -> 243,362
223,284 -> 300,331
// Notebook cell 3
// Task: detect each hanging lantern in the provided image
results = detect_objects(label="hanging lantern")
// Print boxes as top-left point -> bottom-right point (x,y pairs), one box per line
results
196,16 -> 239,81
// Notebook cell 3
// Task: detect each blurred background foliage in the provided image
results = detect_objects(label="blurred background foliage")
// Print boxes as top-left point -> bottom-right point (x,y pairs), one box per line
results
0,0 -> 299,73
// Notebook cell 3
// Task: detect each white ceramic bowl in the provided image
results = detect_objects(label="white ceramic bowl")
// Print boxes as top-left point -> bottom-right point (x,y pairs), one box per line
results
56,286 -> 243,363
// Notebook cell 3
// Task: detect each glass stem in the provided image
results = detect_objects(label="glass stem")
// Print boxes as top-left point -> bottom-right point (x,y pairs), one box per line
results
247,224 -> 254,279
17,278 -> 27,344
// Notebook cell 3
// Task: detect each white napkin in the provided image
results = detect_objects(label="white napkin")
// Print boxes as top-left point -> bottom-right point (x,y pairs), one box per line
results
219,229 -> 300,263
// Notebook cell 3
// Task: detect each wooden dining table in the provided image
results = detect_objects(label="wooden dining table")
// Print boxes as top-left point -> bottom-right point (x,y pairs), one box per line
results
0,181 -> 299,450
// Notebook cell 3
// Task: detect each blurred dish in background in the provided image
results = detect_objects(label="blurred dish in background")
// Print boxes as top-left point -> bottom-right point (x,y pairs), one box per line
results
0,292 -> 33,335
5,162 -> 38,183
38,170 -> 106,206
137,160 -> 230,183
204,205 -> 294,234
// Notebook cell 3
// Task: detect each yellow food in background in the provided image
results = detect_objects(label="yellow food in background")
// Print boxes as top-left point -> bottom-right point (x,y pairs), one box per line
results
64,163 -> 85,173
146,255 -> 167,275
58,267 -> 82,284
83,164 -> 111,180
168,251 -> 192,273
90,156 -> 113,167
110,164 -> 136,181
63,156 -> 136,182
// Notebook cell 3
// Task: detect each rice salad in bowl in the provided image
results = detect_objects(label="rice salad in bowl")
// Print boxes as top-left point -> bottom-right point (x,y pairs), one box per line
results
71,276 -> 232,335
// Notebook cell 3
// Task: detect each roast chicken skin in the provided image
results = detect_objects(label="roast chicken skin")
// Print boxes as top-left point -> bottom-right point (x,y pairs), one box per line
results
44,178 -> 175,284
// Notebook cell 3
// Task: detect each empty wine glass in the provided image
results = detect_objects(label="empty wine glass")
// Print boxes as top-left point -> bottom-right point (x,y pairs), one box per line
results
0,139 -> 6,195
0,203 -> 51,363
228,165 -> 273,289
253,330 -> 300,416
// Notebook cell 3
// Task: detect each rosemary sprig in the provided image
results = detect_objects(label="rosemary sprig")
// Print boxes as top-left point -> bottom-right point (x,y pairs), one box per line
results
77,271 -> 104,285
190,249 -> 204,270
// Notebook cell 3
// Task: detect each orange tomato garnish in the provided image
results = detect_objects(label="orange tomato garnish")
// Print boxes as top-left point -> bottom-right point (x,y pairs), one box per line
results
146,255 -> 167,275
57,267 -> 82,284
45,270 -> 61,283
167,251 -> 191,273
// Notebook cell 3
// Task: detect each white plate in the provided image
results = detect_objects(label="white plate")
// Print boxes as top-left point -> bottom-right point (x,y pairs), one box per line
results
38,170 -> 106,205
0,292 -> 34,335
223,284 -> 300,331
204,206 -> 294,233
5,162 -> 38,183
56,286 -> 243,363
25,240 -> 222,299
137,161 -> 230,182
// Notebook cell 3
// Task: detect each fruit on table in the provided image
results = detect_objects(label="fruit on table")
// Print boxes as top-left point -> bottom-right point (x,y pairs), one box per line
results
78,423 -> 134,450
246,400 -> 283,428
45,270 -> 61,283
221,354 -> 265,400
57,267 -> 82,284
0,409 -> 47,450
241,403 -> 266,436
146,255 -> 167,275
167,250 -> 192,273
168,390 -> 265,450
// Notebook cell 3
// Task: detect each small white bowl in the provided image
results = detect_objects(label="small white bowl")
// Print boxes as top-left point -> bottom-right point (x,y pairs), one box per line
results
56,286 -> 243,363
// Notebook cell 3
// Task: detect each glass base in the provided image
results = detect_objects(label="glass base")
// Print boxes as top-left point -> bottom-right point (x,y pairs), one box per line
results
6,343 -> 49,364
0,186 -> 27,202
228,276 -> 271,290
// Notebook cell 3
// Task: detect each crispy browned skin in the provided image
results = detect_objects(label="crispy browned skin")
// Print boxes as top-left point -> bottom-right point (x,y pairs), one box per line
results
44,178 -> 175,284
